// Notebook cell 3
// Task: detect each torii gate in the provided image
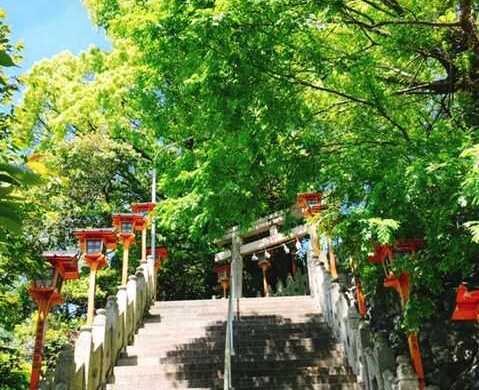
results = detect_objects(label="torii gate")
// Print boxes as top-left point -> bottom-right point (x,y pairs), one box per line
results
214,211 -> 308,298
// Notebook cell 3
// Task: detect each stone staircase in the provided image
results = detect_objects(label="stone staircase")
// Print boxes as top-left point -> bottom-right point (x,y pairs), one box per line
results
107,295 -> 360,389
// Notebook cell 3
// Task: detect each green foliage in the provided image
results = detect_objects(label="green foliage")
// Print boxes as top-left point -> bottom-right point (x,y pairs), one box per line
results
3,0 -> 479,386
363,218 -> 400,245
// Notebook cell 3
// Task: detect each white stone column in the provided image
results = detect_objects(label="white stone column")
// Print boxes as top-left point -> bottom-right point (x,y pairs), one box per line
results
91,309 -> 107,388
105,295 -> 120,367
231,228 -> 243,299
74,326 -> 93,390
126,275 -> 138,343
116,286 -> 128,350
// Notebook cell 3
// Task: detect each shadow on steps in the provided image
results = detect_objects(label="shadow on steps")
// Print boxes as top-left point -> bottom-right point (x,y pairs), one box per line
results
155,313 -> 357,389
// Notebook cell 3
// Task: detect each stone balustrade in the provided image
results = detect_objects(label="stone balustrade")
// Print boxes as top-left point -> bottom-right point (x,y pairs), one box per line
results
307,241 -> 422,390
39,255 -> 156,390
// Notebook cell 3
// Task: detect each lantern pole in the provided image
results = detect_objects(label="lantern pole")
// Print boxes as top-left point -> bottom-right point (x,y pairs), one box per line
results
151,169 -> 156,259
29,290 -> 57,390
87,261 -> 98,325
141,227 -> 147,264
151,169 -> 157,298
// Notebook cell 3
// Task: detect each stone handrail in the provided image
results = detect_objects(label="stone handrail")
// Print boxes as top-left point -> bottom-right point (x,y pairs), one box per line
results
307,236 -> 422,390
39,255 -> 156,390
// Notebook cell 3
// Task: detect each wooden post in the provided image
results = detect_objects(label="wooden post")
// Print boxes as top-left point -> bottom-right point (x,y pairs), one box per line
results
30,308 -> 47,390
87,262 -> 98,326
121,241 -> 130,286
327,237 -> 338,279
221,279 -> 229,298
258,260 -> 271,297
262,268 -> 269,297
408,332 -> 425,390
384,272 -> 424,390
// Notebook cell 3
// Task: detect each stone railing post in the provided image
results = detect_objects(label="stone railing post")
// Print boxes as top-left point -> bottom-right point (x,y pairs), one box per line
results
126,275 -> 138,343
396,355 -> 420,390
51,344 -> 74,389
105,295 -> 120,374
74,326 -> 93,390
147,254 -> 156,302
138,262 -> 149,309
135,268 -> 146,327
91,309 -> 107,388
116,286 -> 128,351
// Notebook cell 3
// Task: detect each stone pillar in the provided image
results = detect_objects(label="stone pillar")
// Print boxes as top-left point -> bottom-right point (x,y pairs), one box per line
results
147,254 -> 156,302
396,355 -> 420,390
135,269 -> 146,327
116,286 -> 128,350
52,344 -> 74,389
74,326 -> 93,390
91,309 -> 107,387
105,295 -> 120,368
231,229 -> 243,299
126,275 -> 138,343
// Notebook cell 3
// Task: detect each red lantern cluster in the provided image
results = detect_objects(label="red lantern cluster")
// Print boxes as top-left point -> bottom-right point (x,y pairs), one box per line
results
367,238 -> 425,390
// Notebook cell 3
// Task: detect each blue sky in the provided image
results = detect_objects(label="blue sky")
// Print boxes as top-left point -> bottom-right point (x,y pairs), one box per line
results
2,0 -> 110,74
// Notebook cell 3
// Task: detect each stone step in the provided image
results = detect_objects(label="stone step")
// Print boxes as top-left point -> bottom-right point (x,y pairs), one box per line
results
139,318 -> 328,329
125,336 -> 343,356
127,336 -> 337,352
107,384 -> 359,390
121,349 -> 347,366
114,362 -> 351,376
136,325 -> 331,338
153,295 -> 313,306
110,372 -> 357,386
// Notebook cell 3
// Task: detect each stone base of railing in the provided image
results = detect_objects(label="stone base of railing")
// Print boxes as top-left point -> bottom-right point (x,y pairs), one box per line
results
307,246 -> 421,390
39,255 -> 156,390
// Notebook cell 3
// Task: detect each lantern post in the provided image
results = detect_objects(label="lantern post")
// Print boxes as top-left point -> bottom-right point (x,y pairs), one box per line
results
112,214 -> 143,285
132,202 -> 157,264
257,255 -> 272,297
74,228 -> 117,325
29,251 -> 79,390
214,263 -> 231,298
368,239 -> 425,390
350,258 -> 367,318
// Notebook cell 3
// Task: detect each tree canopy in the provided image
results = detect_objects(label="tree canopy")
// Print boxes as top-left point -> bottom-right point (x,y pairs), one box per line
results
2,0 -> 479,388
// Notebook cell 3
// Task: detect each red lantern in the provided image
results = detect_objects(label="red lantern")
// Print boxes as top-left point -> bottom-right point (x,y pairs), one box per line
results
296,192 -> 325,218
29,250 -> 80,390
147,246 -> 168,271
74,228 -> 117,325
131,202 -> 156,216
452,283 -> 479,321
368,239 -> 425,390
42,250 -> 80,281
